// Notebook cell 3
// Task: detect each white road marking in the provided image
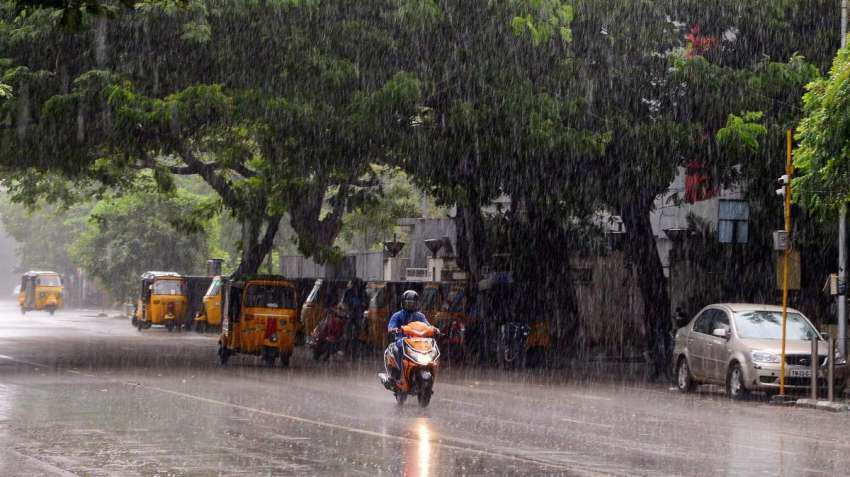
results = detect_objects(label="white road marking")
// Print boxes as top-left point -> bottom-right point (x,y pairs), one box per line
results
0,448 -> 80,476
560,417 -> 615,429
0,354 -> 49,368
132,382 -> 602,474
440,398 -> 484,408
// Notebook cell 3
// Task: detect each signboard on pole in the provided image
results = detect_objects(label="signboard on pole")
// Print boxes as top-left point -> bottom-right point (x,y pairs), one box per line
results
776,250 -> 801,290
773,230 -> 789,251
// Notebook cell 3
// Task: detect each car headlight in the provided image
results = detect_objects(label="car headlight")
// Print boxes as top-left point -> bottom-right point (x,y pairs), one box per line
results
752,350 -> 780,364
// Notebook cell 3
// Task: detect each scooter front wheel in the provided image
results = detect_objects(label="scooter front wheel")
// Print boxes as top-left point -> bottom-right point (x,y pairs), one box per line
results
417,390 -> 432,408
394,392 -> 407,405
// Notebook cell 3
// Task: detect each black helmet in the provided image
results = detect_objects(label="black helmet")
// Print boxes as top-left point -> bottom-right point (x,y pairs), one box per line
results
401,290 -> 419,312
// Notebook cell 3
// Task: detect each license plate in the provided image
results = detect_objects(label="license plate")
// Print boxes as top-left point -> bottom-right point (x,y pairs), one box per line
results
790,369 -> 812,378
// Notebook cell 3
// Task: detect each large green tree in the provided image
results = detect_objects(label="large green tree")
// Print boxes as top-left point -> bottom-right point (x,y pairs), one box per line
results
395,1 -> 604,356
68,187 -> 211,300
552,0 -> 832,374
0,0 -> 420,276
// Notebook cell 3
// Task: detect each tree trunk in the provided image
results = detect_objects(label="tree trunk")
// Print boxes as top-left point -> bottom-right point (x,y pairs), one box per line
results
521,202 -> 582,359
455,202 -> 487,285
233,215 -> 282,277
288,182 -> 348,264
621,196 -> 672,380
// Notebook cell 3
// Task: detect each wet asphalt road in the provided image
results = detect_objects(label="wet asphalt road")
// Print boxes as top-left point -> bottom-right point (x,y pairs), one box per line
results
1,301 -> 850,476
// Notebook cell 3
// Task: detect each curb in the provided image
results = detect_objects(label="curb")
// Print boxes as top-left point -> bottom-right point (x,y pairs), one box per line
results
795,398 -> 850,412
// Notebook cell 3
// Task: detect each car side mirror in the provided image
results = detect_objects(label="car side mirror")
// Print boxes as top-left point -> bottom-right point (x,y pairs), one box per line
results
712,328 -> 730,339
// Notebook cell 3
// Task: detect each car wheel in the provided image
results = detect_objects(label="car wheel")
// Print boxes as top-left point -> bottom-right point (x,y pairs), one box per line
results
726,363 -> 750,400
676,357 -> 696,393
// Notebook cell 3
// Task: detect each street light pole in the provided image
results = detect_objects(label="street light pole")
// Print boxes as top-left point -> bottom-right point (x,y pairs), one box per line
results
838,0 -> 848,359
779,130 -> 793,396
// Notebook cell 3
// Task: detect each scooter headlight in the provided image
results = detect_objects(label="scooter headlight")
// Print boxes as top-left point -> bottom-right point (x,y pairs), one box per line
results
404,342 -> 440,365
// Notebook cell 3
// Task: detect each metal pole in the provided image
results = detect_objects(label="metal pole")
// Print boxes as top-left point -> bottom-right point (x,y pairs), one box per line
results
811,337 -> 819,400
829,335 -> 836,402
838,0 -> 849,362
780,130 -> 793,396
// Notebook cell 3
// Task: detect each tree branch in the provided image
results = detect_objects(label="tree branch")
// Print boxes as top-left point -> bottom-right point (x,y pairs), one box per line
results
175,143 -> 241,210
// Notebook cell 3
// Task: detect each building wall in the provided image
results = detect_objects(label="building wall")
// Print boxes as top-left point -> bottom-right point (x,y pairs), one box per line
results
572,253 -> 647,359
650,166 -> 745,275
281,252 -> 385,281
397,217 -> 456,269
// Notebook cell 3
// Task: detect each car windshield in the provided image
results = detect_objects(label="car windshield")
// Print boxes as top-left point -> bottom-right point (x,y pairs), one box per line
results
734,311 -> 820,340
37,275 -> 61,287
152,279 -> 184,295
245,284 -> 295,309
205,277 -> 221,297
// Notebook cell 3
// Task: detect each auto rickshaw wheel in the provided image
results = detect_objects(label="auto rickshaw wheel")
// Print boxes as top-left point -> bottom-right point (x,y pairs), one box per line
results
166,324 -> 174,332
280,353 -> 291,368
261,349 -> 276,368
48,308 -> 55,316
195,322 -> 206,334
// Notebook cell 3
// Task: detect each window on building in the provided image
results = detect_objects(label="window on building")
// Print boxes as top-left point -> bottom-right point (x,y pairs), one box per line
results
718,199 -> 749,244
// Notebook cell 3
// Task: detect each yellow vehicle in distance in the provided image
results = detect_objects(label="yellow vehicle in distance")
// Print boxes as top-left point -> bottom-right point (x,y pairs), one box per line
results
18,271 -> 63,315
133,271 -> 188,332
218,275 -> 299,367
299,278 -> 350,343
194,276 -> 222,333
364,281 -> 424,350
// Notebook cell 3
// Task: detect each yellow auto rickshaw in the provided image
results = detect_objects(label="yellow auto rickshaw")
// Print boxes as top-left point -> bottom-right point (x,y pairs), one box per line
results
132,271 -> 188,332
194,276 -> 222,333
299,278 -> 349,343
421,281 -> 469,362
18,271 -> 63,315
364,281 -> 424,350
218,275 -> 299,367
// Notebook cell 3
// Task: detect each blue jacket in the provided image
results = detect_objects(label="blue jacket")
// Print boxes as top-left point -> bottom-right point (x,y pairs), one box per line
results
388,309 -> 429,333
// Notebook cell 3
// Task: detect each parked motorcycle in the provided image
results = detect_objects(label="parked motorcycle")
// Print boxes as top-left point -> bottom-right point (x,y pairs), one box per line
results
497,321 -> 530,369
439,319 -> 465,364
378,321 -> 440,407
308,306 -> 348,361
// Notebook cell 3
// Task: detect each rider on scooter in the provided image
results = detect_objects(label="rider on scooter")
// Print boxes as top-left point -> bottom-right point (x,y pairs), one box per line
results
387,290 -> 430,384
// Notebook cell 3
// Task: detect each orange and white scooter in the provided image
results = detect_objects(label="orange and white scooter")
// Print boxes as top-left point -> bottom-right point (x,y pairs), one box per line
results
378,321 -> 440,407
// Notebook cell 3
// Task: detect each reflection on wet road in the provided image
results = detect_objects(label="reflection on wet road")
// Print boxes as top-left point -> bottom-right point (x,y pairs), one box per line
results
1,301 -> 849,476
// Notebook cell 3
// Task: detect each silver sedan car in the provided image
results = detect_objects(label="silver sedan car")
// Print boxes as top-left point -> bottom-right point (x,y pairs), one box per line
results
673,303 -> 847,399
